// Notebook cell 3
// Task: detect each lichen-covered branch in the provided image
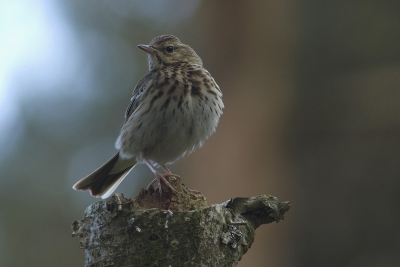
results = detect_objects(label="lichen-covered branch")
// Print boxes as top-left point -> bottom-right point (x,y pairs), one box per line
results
72,178 -> 290,267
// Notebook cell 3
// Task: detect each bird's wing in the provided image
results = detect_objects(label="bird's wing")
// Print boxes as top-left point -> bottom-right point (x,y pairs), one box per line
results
124,71 -> 155,122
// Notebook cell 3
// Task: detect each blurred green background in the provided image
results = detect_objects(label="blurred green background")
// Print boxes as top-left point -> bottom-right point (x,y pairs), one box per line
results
1,1 -> 400,266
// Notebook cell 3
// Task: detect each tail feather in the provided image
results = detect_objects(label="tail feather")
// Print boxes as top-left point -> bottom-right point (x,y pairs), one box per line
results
73,153 -> 137,198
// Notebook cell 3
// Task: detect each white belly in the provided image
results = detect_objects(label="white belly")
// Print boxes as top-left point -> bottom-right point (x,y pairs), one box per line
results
116,89 -> 223,165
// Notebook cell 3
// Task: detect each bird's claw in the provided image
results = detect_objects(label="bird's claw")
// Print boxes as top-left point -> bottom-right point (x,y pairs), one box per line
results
164,173 -> 180,181
146,172 -> 178,196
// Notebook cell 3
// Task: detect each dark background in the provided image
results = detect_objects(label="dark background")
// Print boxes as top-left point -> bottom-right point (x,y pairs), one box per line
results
1,1 -> 399,266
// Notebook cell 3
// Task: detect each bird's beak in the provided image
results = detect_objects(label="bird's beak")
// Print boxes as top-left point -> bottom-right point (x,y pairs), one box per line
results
137,44 -> 156,54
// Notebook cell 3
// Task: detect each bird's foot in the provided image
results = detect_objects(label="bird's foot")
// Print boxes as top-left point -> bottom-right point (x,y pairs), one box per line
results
187,188 -> 202,195
146,172 -> 178,196
164,173 -> 180,181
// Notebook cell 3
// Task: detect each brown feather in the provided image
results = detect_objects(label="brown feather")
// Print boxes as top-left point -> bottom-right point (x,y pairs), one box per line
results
73,153 -> 136,198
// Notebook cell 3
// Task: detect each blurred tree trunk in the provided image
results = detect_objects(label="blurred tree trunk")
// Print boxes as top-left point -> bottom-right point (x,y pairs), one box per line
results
192,2 -> 298,265
72,180 -> 290,267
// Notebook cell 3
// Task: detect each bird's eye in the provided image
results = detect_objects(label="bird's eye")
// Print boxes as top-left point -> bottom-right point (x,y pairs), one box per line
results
166,46 -> 174,53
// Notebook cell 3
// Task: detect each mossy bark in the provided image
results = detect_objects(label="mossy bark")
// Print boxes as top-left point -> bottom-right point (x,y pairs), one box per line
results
72,179 -> 290,267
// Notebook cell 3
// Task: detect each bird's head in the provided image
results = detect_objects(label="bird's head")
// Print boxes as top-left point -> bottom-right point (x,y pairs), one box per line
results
138,35 -> 203,70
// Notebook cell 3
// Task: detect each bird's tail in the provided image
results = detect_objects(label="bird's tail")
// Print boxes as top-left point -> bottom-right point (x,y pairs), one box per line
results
73,153 -> 137,199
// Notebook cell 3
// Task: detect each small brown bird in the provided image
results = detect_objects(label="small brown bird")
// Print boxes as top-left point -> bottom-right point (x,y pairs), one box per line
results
73,35 -> 224,198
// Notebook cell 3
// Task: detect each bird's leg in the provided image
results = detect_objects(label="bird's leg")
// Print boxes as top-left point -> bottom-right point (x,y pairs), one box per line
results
141,154 -> 178,196
161,165 -> 202,195
161,165 -> 180,180
146,178 -> 158,188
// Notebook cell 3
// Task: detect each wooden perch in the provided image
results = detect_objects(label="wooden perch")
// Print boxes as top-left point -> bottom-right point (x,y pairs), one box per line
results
72,178 -> 290,267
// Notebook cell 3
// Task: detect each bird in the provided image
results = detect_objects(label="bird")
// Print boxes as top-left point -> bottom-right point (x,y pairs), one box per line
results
73,35 -> 224,199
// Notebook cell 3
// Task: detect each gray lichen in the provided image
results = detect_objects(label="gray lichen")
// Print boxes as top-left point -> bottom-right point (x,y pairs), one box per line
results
72,180 -> 290,267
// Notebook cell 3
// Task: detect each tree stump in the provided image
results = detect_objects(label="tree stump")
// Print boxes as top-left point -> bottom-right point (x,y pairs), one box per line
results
72,178 -> 290,267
